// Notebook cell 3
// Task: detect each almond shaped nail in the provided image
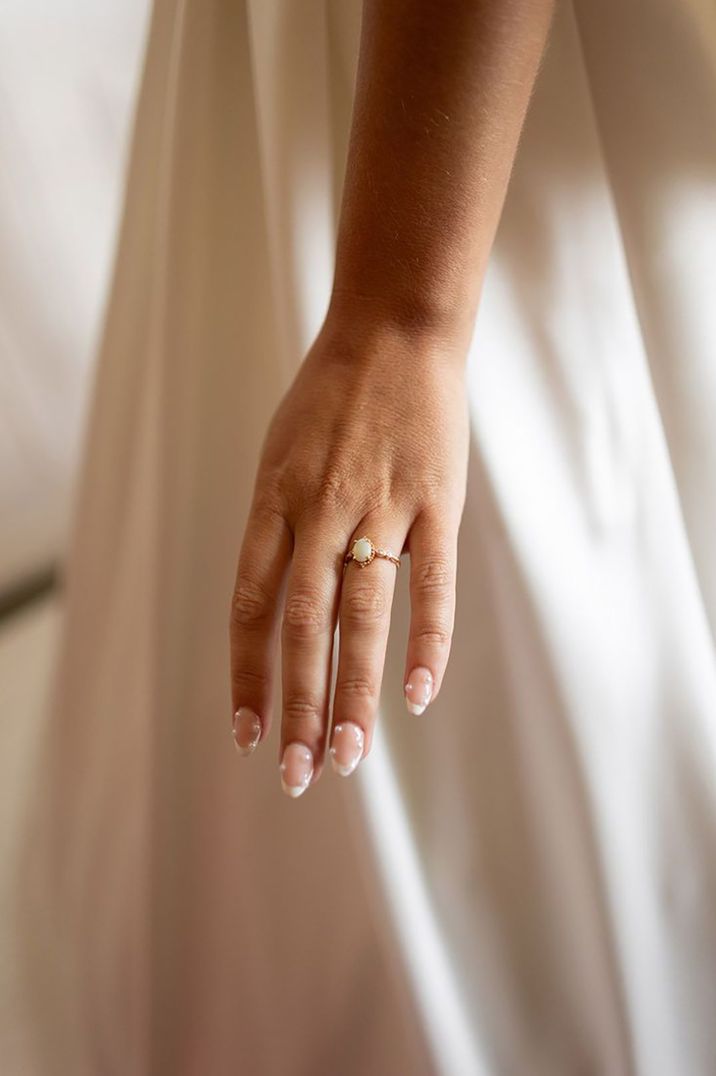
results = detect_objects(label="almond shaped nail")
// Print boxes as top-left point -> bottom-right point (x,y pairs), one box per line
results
329,722 -> 365,777
280,743 -> 313,798
233,707 -> 262,755
404,667 -> 434,716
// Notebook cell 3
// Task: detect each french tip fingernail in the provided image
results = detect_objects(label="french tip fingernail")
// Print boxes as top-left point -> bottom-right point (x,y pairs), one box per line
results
281,781 -> 307,798
404,667 -> 433,716
233,707 -> 262,755
329,722 -> 365,777
280,742 -> 313,798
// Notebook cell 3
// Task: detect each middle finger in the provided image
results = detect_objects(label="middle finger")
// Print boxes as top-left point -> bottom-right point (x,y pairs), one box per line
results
279,519 -> 344,797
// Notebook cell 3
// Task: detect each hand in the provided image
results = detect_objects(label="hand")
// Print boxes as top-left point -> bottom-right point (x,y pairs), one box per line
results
229,310 -> 469,796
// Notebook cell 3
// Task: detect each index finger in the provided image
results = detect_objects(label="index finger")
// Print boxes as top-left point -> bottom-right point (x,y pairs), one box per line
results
229,504 -> 292,753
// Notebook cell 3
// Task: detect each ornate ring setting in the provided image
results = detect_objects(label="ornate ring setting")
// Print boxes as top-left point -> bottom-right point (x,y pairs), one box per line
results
344,535 -> 401,569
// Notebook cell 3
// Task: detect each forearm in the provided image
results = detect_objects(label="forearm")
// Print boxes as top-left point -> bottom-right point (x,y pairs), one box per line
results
330,0 -> 555,346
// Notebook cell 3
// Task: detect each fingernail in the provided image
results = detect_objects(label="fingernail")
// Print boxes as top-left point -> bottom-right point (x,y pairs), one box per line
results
280,743 -> 313,798
329,722 -> 365,777
404,667 -> 433,715
233,707 -> 262,755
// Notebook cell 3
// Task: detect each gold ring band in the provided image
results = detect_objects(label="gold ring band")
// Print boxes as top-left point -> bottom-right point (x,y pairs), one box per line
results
344,535 -> 401,569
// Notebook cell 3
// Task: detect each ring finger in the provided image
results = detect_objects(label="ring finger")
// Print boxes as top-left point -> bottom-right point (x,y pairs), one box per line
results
330,518 -> 409,778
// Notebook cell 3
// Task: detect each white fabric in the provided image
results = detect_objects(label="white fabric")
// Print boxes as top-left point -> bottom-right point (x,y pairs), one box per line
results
11,1 -> 716,1073
0,3 -> 147,589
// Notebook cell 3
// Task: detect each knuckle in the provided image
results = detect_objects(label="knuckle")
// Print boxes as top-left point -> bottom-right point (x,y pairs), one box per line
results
412,558 -> 454,601
230,579 -> 273,630
337,674 -> 378,703
295,468 -> 353,517
342,582 -> 389,626
314,468 -> 353,512
283,693 -> 322,727
413,624 -> 452,649
231,668 -> 271,696
283,591 -> 330,638
251,485 -> 284,523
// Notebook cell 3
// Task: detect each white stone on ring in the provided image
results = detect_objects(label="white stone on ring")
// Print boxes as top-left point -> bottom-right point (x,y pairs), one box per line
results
351,537 -> 374,565
345,536 -> 400,569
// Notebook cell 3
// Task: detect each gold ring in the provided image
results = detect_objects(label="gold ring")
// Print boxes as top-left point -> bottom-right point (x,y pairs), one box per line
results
344,535 -> 401,569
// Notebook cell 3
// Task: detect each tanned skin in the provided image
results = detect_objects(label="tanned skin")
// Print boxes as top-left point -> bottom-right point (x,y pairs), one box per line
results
230,1 -> 555,793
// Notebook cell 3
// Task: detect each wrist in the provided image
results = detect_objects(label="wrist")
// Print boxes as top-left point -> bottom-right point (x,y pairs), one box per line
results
324,285 -> 475,363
